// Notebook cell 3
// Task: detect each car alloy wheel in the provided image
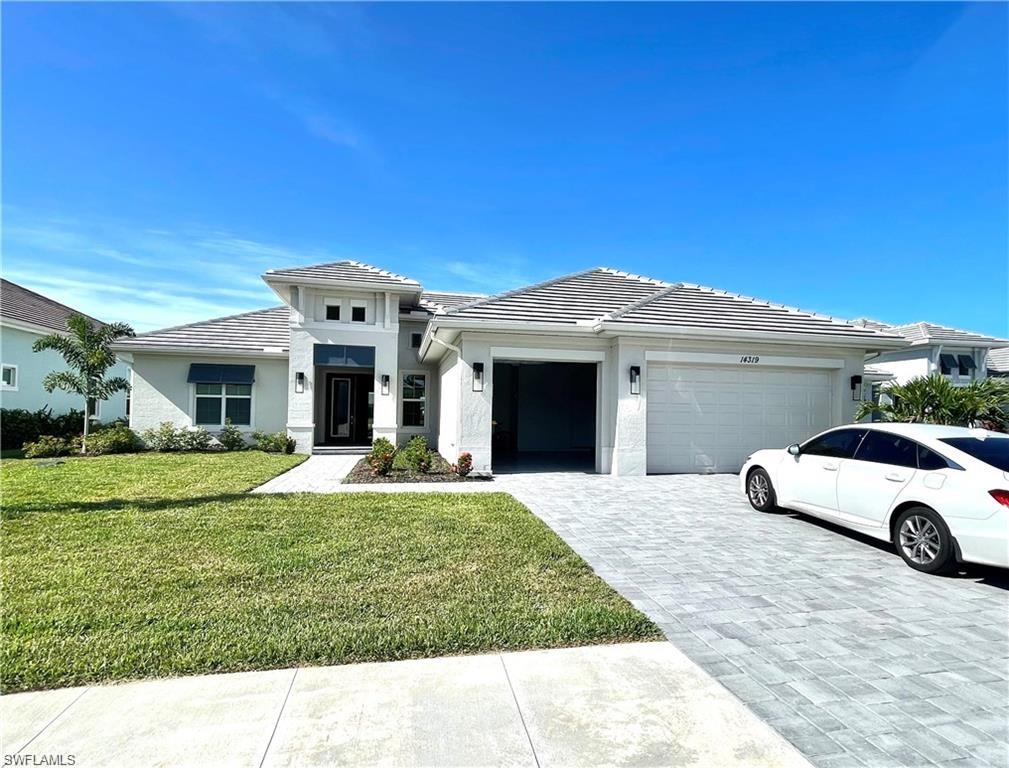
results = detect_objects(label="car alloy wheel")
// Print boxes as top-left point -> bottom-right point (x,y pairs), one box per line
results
748,473 -> 770,508
898,514 -> 942,565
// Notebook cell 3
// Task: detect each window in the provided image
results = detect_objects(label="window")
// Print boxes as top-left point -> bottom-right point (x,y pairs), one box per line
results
87,398 -> 101,420
351,304 -> 367,323
917,444 -> 950,471
939,437 -> 1009,472
853,431 -> 917,468
194,382 -> 252,427
1,364 -> 17,390
957,355 -> 976,377
126,392 -> 131,418
401,373 -> 426,428
410,332 -> 422,349
326,304 -> 341,321
801,428 -> 867,459
939,354 -> 958,375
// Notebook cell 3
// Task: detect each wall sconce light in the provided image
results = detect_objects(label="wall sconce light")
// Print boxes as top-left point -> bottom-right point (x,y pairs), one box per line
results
381,374 -> 390,396
472,362 -> 485,392
295,371 -> 305,394
850,374 -> 863,401
629,365 -> 641,395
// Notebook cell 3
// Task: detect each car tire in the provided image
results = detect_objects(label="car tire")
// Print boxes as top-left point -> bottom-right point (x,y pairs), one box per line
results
894,506 -> 956,575
746,468 -> 777,512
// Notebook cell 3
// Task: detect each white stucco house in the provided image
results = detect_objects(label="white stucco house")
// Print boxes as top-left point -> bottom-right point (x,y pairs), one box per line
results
116,261 -> 908,476
851,318 -> 1009,403
0,279 -> 129,421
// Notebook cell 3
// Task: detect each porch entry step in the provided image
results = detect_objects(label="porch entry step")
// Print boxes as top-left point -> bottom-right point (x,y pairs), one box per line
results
311,446 -> 370,456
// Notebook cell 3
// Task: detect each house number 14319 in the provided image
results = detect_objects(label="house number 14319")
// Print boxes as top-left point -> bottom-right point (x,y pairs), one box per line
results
739,355 -> 760,364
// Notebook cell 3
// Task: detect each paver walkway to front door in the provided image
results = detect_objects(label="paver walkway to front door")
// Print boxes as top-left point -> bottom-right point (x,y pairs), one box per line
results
496,473 -> 1009,768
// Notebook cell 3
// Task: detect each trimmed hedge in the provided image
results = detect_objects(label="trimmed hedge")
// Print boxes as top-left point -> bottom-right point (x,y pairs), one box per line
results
1,408 -> 85,451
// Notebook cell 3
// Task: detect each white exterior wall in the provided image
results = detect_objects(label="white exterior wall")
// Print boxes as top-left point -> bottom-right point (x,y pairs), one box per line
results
397,319 -> 440,448
1,323 -> 129,420
130,353 -> 288,436
437,352 -> 461,461
871,346 -> 987,387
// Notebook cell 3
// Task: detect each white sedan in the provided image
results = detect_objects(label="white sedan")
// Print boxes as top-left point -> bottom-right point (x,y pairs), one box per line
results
740,423 -> 1009,574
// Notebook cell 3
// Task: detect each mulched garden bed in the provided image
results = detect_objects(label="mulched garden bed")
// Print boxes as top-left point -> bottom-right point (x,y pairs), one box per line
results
343,455 -> 489,484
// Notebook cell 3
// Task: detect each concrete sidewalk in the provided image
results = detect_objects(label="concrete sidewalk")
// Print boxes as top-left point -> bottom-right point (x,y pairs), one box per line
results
2,642 -> 810,768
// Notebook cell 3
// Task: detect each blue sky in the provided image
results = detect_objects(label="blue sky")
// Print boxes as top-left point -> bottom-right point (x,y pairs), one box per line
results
3,2 -> 1006,333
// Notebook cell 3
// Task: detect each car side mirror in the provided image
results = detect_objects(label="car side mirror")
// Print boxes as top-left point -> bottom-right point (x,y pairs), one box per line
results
787,443 -> 801,456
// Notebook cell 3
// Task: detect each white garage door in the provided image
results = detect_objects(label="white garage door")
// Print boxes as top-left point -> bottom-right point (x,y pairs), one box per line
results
646,364 -> 833,474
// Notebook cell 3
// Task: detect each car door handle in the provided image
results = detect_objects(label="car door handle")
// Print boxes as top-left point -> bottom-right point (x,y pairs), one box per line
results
885,473 -> 906,482
823,463 -> 839,471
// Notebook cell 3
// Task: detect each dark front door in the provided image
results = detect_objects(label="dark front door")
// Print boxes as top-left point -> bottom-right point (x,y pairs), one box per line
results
323,372 -> 373,445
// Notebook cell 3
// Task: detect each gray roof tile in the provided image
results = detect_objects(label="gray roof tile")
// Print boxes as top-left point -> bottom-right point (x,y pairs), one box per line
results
264,260 -> 421,288
0,278 -> 106,333
887,322 -> 1008,347
122,306 -> 290,353
419,291 -> 486,312
986,348 -> 1009,374
445,268 -> 668,325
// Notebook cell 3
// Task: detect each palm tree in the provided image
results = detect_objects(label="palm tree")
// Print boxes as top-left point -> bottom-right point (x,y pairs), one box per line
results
856,373 -> 1009,430
32,314 -> 135,453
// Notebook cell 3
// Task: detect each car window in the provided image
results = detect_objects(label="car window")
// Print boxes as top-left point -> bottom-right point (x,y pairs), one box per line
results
916,445 -> 949,471
939,437 -> 1009,472
854,431 -> 917,468
802,429 -> 867,459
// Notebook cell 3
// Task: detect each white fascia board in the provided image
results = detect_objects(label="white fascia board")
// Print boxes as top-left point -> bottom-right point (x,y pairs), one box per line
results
1,318 -> 65,336
491,346 -> 607,363
263,274 -> 421,295
596,321 -> 908,350
429,318 -> 597,335
644,350 -> 844,369
111,344 -> 289,359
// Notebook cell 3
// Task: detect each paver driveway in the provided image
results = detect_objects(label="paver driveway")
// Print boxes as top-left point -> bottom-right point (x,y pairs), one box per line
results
497,473 -> 1009,768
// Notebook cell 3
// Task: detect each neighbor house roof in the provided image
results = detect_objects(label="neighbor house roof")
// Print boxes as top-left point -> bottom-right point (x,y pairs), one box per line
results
0,278 -> 106,333
438,267 -> 901,343
444,268 -> 668,325
885,322 -> 1008,347
987,348 -> 1009,376
263,260 -> 421,289
117,306 -> 290,354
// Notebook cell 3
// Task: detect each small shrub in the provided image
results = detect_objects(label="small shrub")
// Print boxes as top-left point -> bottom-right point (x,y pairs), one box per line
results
367,437 -> 396,476
399,435 -> 435,473
218,420 -> 247,451
453,452 -> 473,477
179,427 -> 213,452
142,422 -> 185,452
252,431 -> 296,454
1,407 -> 85,450
23,435 -> 74,459
86,424 -> 143,455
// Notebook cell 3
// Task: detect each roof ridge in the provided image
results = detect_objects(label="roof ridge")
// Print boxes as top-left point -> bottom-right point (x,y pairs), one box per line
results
342,259 -> 419,285
1,277 -> 106,328
443,267 -> 602,315
265,260 -> 420,285
596,267 -> 670,287
133,305 -> 287,339
676,283 -> 902,338
599,283 -> 683,322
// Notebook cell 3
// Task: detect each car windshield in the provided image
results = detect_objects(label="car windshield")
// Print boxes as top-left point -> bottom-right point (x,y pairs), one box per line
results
939,437 -> 1009,472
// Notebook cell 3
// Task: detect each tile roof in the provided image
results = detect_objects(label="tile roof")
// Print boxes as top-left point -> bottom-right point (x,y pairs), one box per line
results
264,260 -> 421,288
444,268 -> 668,325
987,348 -> 1009,375
419,291 -> 486,312
605,283 -> 898,340
0,278 -> 106,333
887,322 -> 1008,347
850,318 -> 892,332
121,306 -> 290,353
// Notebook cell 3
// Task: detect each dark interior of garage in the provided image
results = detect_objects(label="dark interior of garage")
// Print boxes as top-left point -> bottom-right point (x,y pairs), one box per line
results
491,361 -> 596,473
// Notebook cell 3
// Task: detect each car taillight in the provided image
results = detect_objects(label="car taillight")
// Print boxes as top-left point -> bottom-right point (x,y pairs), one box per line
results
989,490 -> 1009,507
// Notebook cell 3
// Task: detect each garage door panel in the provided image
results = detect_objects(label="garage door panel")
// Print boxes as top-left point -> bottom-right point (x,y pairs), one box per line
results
646,363 -> 832,474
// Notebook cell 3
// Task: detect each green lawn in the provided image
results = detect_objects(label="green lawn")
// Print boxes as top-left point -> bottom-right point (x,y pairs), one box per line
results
1,453 -> 659,693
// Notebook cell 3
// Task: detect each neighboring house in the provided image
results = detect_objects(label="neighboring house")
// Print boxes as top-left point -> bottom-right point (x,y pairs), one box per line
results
852,319 -> 1009,397
116,261 -> 906,475
0,278 -> 129,421
987,348 -> 1009,378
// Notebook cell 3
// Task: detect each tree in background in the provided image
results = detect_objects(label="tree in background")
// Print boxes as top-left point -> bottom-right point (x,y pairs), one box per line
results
32,314 -> 135,453
856,374 -> 1009,431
